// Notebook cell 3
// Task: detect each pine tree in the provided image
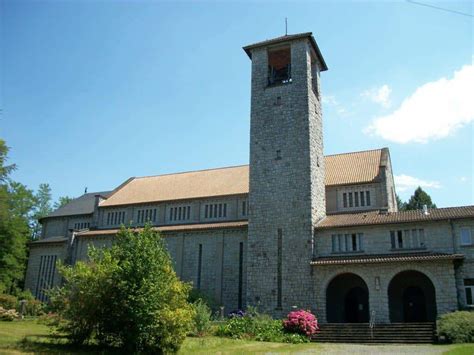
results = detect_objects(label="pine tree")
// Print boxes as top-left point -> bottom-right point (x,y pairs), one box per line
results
405,187 -> 437,211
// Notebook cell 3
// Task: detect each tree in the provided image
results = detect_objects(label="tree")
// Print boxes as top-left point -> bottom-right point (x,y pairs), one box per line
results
0,139 -> 35,294
54,196 -> 74,209
31,183 -> 52,239
51,225 -> 195,352
405,186 -> 437,211
396,194 -> 406,211
0,139 -> 16,182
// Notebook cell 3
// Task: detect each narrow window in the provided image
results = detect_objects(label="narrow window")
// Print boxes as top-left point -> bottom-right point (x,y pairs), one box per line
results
223,204 -> 227,217
358,233 -> 364,251
343,193 -> 347,208
366,191 -> 371,206
349,193 -> 353,207
169,208 -> 173,221
218,204 -> 222,217
354,192 -> 359,207
242,201 -> 246,216
153,209 -> 157,222
187,206 -> 191,220
419,229 -> 425,247
197,244 -> 202,290
114,212 -> 118,225
412,229 -> 419,248
464,279 -> 474,305
332,235 -> 337,252
338,234 -> 344,252
461,228 -> 472,246
390,231 -> 396,249
214,204 -> 218,218
238,242 -> 244,310
277,229 -> 283,309
397,230 -> 403,248
404,230 -> 411,248
205,205 -> 209,219
174,207 -> 178,220
351,233 -> 357,251
107,212 -> 110,225
360,191 -> 365,206
178,207 -> 182,220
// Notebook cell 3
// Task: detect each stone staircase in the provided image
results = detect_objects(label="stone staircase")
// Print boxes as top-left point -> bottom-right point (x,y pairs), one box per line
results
312,323 -> 436,343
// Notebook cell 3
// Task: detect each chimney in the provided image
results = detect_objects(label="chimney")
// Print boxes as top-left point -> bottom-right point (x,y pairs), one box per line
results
423,204 -> 429,215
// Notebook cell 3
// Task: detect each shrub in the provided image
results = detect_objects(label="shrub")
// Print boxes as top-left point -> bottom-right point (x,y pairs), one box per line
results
283,310 -> 319,337
0,306 -> 19,321
438,311 -> 474,343
0,294 -> 17,310
216,308 -> 308,343
191,299 -> 212,336
51,225 -> 195,353
188,288 -> 220,313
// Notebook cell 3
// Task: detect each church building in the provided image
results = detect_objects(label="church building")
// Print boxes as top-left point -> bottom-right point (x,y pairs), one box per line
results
25,33 -> 474,332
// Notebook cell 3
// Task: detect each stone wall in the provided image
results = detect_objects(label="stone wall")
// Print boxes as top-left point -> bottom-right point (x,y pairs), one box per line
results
312,260 -> 458,323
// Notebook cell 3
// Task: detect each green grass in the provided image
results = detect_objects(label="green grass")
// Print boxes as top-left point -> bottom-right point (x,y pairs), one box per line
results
0,320 -> 473,354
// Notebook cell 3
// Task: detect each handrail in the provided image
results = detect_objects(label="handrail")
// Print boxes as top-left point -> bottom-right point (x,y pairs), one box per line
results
369,310 -> 376,339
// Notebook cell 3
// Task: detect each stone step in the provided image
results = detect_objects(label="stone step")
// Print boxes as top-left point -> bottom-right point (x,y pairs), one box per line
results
312,322 -> 435,344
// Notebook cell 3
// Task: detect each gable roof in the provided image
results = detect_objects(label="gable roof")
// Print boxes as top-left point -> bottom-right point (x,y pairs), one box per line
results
101,148 -> 386,207
43,191 -> 112,220
315,205 -> 474,229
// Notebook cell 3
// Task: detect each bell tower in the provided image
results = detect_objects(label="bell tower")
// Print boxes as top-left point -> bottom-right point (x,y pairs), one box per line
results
244,33 -> 328,315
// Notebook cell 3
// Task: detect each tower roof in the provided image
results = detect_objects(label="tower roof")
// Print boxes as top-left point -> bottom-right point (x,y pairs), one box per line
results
243,32 -> 328,71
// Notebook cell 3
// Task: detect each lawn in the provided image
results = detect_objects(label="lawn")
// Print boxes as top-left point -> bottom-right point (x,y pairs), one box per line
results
0,320 -> 473,354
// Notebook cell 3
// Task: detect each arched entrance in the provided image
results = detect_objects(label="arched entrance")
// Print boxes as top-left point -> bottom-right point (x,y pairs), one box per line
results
326,273 -> 369,323
388,270 -> 436,323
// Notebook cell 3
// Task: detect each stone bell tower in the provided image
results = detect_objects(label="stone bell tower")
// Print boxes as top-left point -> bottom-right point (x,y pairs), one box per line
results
244,33 -> 328,315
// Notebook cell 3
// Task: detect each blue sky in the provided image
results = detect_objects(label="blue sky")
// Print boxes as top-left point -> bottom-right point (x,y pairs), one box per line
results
1,0 -> 473,207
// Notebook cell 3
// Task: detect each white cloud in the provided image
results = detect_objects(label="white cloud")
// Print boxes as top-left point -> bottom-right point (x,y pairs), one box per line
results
395,174 -> 441,192
361,84 -> 392,108
459,176 -> 469,183
322,95 -> 349,116
365,63 -> 474,144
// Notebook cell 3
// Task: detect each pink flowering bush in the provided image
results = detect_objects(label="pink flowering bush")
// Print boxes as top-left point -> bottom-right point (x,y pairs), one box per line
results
283,310 -> 319,337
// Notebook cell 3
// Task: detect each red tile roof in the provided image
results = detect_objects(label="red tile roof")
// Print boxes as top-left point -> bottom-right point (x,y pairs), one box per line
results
310,252 -> 464,266
316,206 -> 474,229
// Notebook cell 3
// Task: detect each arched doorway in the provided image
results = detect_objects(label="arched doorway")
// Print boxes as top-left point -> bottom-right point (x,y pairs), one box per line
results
388,270 -> 436,323
326,273 -> 369,323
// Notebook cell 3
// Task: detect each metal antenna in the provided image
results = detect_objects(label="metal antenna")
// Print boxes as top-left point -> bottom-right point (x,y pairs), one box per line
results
285,18 -> 288,35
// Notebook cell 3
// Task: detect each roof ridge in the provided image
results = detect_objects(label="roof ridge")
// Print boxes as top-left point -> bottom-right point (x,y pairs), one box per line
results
325,147 -> 385,158
134,164 -> 250,180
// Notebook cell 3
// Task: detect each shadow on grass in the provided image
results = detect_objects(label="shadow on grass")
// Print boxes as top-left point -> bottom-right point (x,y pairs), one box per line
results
11,335 -> 127,355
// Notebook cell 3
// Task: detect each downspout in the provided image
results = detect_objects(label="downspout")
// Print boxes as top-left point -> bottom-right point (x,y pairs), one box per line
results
449,218 -> 462,309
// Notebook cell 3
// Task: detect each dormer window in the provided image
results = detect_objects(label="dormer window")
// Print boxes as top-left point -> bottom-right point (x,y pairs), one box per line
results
268,47 -> 291,85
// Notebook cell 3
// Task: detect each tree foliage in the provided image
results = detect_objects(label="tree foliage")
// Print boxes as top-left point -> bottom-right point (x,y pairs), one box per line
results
0,139 -> 35,294
396,194 -> 407,211
54,196 -> 74,209
405,186 -> 437,211
50,225 -> 195,352
31,183 -> 52,239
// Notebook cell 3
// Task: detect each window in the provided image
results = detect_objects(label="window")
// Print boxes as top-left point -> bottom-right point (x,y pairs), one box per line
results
137,208 -> 157,224
460,228 -> 472,246
35,255 -> 57,302
341,189 -> 373,209
169,205 -> 191,222
204,203 -> 228,219
390,229 -> 425,249
268,47 -> 291,85
74,222 -> 90,230
465,279 -> 474,305
242,200 -> 248,216
332,233 -> 364,253
107,211 -> 125,226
